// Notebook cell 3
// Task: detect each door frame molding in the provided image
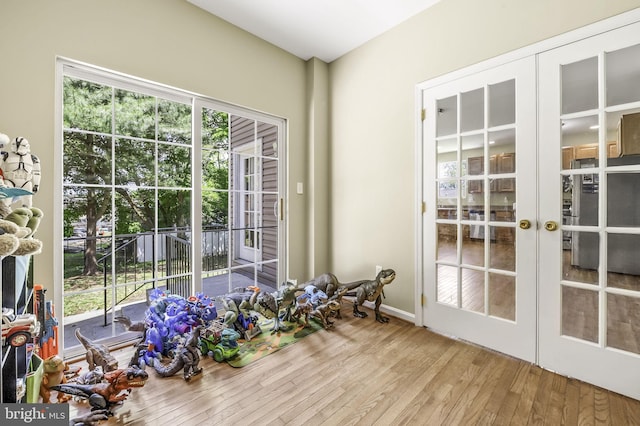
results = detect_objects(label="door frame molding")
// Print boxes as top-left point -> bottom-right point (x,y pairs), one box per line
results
414,7 -> 640,327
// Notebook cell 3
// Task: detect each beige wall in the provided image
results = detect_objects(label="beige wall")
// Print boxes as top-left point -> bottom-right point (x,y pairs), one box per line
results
0,0 -> 309,292
3,0 -> 640,320
328,0 -> 640,315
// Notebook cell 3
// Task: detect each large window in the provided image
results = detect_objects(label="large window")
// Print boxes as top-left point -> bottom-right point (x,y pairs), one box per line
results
58,61 -> 285,356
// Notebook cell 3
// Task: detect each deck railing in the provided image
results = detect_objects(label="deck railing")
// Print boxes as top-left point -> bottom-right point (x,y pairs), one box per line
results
63,225 -> 229,325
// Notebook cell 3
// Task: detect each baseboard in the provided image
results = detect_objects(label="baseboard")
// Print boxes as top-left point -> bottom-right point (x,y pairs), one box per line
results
356,299 -> 415,323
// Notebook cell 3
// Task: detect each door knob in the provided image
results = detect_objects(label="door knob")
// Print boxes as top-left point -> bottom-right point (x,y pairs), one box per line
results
544,220 -> 559,231
518,219 -> 531,230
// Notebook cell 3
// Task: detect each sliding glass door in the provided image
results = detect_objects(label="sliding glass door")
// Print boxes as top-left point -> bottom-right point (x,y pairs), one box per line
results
59,61 -> 285,357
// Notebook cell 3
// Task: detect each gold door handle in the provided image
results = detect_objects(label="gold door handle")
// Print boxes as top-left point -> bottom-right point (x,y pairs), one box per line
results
518,219 -> 531,230
544,221 -> 559,231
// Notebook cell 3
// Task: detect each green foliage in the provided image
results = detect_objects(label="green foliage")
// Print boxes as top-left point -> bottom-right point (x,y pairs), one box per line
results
63,77 -> 231,240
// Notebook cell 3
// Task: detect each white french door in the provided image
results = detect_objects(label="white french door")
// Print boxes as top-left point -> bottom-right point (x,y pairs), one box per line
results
538,21 -> 640,400
422,19 -> 640,400
422,56 -> 537,362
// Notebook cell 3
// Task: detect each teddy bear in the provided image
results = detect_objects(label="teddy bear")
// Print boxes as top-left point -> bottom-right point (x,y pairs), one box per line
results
2,207 -> 43,256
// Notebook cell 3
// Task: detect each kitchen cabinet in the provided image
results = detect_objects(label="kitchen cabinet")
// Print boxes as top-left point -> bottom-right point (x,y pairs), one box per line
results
467,156 -> 484,193
574,143 -> 598,160
1,256 -> 33,403
563,141 -> 619,168
467,153 -> 515,193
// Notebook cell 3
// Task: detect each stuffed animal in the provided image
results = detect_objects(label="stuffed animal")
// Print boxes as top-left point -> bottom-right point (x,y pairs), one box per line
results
0,219 -> 21,256
3,207 -> 43,255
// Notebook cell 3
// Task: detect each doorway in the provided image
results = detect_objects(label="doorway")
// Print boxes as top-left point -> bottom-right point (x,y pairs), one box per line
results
420,20 -> 640,400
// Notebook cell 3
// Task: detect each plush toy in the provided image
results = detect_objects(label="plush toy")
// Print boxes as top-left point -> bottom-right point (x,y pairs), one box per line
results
0,219 -> 21,256
3,207 -> 43,255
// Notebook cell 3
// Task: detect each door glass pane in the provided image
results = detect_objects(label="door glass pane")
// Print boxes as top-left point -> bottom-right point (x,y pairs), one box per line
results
436,96 -> 457,137
461,88 -> 484,132
437,264 -> 458,306
489,228 -> 515,271
606,43 -> 640,107
562,285 -> 598,343
462,236 -> 483,267
566,231 -> 599,285
607,109 -> 640,166
436,224 -> 457,262
488,273 -> 515,321
571,172 -> 599,226
607,233 -> 640,289
561,57 -> 598,114
462,134 -> 484,205
461,268 -> 484,313
607,173 -> 640,227
561,115 -> 599,171
437,140 -> 458,212
488,79 -> 515,127
607,293 -> 640,354
489,129 -> 516,174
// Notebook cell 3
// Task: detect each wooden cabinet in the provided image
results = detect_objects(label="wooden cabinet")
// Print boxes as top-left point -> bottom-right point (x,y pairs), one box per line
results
467,156 -> 484,193
495,153 -> 515,192
562,146 -> 575,169
467,153 -> 515,193
563,141 -> 621,169
468,156 -> 483,175
574,143 -> 598,160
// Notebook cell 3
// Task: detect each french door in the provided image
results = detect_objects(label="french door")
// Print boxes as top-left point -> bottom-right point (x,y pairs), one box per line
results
422,56 -> 537,362
422,20 -> 640,400
538,21 -> 640,400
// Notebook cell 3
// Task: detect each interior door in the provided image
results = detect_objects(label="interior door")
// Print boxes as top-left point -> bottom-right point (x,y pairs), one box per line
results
538,21 -> 640,400
422,56 -> 537,362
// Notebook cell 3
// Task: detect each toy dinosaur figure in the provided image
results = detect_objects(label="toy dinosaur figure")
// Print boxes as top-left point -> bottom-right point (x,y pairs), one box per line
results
75,328 -> 119,372
310,300 -> 342,329
253,282 -> 300,333
153,326 -> 203,381
219,286 -> 262,340
335,268 -> 396,323
40,355 -> 72,403
51,366 -> 148,416
69,409 -> 109,426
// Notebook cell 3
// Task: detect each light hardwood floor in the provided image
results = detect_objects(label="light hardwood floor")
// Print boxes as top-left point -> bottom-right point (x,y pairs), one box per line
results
67,307 -> 640,426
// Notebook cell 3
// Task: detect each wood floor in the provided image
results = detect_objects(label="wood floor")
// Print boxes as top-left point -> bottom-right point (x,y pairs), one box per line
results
67,307 -> 640,426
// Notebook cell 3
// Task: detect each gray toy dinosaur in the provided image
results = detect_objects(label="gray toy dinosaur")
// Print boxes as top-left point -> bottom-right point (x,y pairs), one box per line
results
75,328 -> 118,372
153,326 -> 203,381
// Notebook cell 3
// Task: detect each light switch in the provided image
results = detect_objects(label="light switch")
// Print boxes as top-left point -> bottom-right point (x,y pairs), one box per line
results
296,182 -> 304,194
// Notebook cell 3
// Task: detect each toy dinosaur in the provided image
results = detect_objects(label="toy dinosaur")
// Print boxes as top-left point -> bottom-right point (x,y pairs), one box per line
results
218,287 -> 262,340
69,409 -> 109,426
40,355 -> 72,403
335,268 -> 396,323
75,328 -> 118,372
253,283 -> 299,333
153,325 -> 203,381
51,366 -> 148,416
310,300 -> 342,329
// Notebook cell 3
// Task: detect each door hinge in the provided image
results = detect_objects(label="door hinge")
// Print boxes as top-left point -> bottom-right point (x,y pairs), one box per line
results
421,293 -> 426,306
421,108 -> 426,121
422,201 -> 426,214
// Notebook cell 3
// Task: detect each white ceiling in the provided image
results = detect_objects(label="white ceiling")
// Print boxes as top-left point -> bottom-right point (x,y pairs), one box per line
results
187,0 -> 441,63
